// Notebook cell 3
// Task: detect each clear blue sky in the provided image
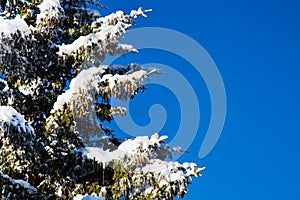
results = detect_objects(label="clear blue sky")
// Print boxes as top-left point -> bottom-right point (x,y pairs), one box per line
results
101,0 -> 300,199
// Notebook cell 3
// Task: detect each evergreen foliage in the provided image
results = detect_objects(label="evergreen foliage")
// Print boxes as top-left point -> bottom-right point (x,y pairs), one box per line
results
0,1 -> 205,199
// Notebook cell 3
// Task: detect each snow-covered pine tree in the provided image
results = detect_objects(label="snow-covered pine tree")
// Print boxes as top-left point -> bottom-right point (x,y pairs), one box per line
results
0,0 -> 205,199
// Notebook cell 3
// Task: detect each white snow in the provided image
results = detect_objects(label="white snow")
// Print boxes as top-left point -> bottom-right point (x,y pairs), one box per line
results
58,8 -> 151,57
85,147 -> 125,164
58,22 -> 135,56
53,66 -> 106,111
118,136 -> 150,153
117,133 -> 167,153
14,179 -> 37,191
142,159 -> 169,174
52,65 -> 158,112
0,106 -> 35,135
117,43 -> 138,53
18,78 -> 42,96
83,133 -> 168,166
0,170 -> 37,193
130,7 -> 152,18
107,68 -> 157,86
142,159 -> 206,183
0,16 -> 30,39
58,33 -> 100,56
100,68 -> 159,100
149,133 -> 168,147
37,0 -> 64,24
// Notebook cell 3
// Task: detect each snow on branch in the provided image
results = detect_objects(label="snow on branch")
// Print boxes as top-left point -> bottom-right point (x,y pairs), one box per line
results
50,66 -> 107,139
81,133 -> 205,199
0,106 -> 35,136
0,16 -> 30,39
140,159 -> 206,198
37,0 -> 64,26
92,7 -> 151,30
58,8 -> 151,64
53,65 -> 159,113
142,159 -> 206,183
53,66 -> 106,111
118,133 -> 168,154
130,7 -> 152,18
84,133 -> 170,166
100,66 -> 160,101
0,170 -> 37,194
51,65 -> 158,142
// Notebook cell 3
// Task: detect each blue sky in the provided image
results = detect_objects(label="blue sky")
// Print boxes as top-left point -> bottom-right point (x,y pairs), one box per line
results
101,0 -> 300,199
